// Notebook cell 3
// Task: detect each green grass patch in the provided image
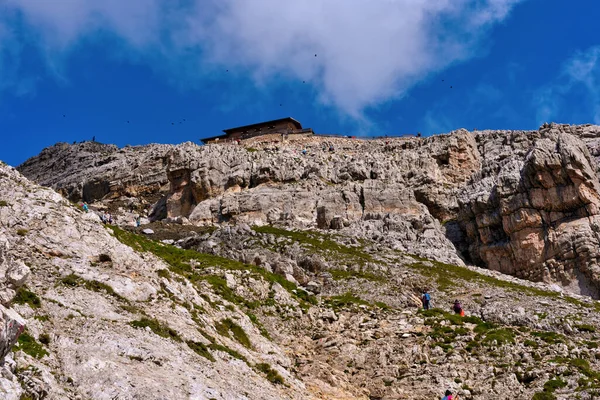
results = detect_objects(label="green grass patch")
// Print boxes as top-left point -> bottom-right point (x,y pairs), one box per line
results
0,200 -> 8,207
186,340 -> 215,362
532,331 -> 565,345
157,269 -> 171,279
253,225 -> 374,266
60,274 -> 128,303
407,255 -> 592,308
255,363 -> 285,385
130,318 -> 181,342
481,328 -> 515,346
16,229 -> 28,236
325,292 -> 371,310
215,318 -> 252,349
330,269 -> 386,282
524,339 -> 539,348
109,226 -> 316,308
12,287 -> 41,309
247,312 -> 271,339
576,324 -> 596,333
543,378 -> 567,392
208,343 -> 247,362
14,332 -> 48,359
38,333 -> 51,345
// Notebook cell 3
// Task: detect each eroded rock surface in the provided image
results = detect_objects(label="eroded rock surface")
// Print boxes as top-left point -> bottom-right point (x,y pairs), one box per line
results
16,124 -> 600,296
4,158 -> 600,399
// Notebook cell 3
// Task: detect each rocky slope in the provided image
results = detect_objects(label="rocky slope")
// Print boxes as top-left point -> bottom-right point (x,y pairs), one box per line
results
4,159 -> 600,399
17,123 -> 600,298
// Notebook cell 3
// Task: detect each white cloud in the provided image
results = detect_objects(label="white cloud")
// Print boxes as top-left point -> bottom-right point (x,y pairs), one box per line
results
535,46 -> 600,125
1,0 -> 524,117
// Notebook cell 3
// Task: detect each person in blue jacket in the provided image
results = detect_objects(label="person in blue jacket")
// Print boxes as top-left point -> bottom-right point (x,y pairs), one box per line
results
421,290 -> 431,310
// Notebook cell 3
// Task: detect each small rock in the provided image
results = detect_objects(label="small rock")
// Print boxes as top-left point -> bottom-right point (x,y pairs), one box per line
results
305,281 -> 321,294
6,260 -> 30,288
142,229 -> 154,235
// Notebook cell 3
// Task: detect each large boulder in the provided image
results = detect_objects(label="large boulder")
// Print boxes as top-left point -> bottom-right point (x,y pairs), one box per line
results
0,305 -> 25,364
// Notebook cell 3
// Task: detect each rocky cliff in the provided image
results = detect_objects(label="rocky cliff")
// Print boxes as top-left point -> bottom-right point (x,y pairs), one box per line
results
18,123 -> 600,298
4,158 -> 600,399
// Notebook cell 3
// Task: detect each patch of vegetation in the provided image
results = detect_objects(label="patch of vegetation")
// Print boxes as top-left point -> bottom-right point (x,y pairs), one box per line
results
576,324 -> 596,333
330,269 -> 386,282
16,229 -> 28,236
481,328 -> 515,346
157,269 -> 171,279
13,287 -> 41,309
38,333 -> 51,345
325,292 -> 371,310
0,200 -> 8,207
543,378 -> 567,392
215,318 -> 252,349
532,331 -> 565,345
130,318 -> 181,342
208,343 -> 247,362
120,304 -> 145,315
60,274 -> 128,303
246,147 -> 259,153
253,225 -> 374,267
374,301 -> 391,310
255,363 -> 285,385
186,340 -> 215,362
108,226 -> 316,309
524,339 -> 539,349
407,255 -> 594,309
14,332 -> 48,359
33,315 -> 49,322
246,312 -> 271,339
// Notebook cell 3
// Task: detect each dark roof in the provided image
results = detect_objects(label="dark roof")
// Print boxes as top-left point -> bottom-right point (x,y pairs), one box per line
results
222,117 -> 302,134
200,133 -> 227,142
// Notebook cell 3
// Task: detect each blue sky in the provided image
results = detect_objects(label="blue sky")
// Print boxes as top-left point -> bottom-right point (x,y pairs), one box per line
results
0,0 -> 599,166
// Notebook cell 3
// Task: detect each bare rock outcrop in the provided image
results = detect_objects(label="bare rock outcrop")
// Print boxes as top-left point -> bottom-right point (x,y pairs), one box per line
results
17,123 -> 600,295
458,125 -> 600,297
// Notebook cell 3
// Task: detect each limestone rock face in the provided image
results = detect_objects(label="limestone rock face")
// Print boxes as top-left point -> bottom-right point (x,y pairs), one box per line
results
8,143 -> 600,399
16,141 -> 173,203
17,123 -> 600,295
458,125 -> 600,297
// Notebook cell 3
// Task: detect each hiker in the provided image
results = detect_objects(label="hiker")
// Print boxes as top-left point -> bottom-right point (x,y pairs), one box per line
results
302,148 -> 307,155
136,215 -> 141,227
329,145 -> 335,152
107,213 -> 113,224
82,202 -> 89,213
453,300 -> 464,316
442,389 -> 458,400
421,290 -> 431,310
